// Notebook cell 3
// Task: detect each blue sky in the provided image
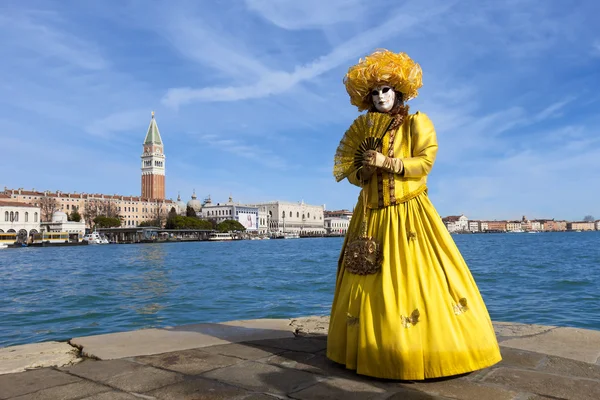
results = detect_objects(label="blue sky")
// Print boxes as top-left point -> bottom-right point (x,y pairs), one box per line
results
1,0 -> 599,221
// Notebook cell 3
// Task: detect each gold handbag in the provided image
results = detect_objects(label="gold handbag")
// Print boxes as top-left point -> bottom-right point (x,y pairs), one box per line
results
343,187 -> 382,275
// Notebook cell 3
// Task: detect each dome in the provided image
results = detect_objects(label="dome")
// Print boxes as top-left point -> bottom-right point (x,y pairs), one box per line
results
52,211 -> 68,223
186,190 -> 202,213
176,193 -> 187,214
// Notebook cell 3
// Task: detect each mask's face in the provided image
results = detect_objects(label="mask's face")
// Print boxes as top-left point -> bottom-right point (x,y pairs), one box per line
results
371,85 -> 396,112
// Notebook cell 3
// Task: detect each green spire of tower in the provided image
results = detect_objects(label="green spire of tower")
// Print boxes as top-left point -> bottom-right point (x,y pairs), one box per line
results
144,111 -> 163,145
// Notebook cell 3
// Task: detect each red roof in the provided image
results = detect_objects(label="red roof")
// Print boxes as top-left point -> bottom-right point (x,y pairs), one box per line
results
0,200 -> 39,208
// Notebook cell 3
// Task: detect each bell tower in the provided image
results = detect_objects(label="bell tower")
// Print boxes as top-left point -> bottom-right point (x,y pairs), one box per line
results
141,111 -> 166,200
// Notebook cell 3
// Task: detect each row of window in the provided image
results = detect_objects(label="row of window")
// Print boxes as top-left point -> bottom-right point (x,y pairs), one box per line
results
280,211 -> 321,220
4,211 -> 38,223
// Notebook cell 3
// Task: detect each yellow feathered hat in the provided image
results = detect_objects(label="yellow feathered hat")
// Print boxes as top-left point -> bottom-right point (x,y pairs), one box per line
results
343,49 -> 423,111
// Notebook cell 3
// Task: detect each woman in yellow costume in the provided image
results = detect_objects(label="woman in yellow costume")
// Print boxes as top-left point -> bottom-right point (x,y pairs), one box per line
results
327,49 -> 502,380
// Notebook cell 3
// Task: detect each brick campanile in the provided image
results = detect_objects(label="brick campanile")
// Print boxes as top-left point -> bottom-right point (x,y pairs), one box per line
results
141,111 -> 166,200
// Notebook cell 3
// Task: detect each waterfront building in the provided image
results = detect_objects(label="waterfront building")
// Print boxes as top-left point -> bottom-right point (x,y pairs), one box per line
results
442,215 -> 469,232
251,200 -> 325,236
567,221 -> 595,231
0,200 -> 41,240
506,221 -> 523,232
1,112 -> 174,229
480,221 -> 489,231
468,221 -> 480,232
596,220 -> 600,231
255,204 -> 270,234
483,221 -> 506,232
529,220 -> 542,231
324,209 -> 353,220
324,217 -> 350,236
554,220 -> 568,231
1,188 -> 173,229
41,211 -> 86,238
541,219 -> 566,232
141,111 -> 166,200
202,196 -> 259,232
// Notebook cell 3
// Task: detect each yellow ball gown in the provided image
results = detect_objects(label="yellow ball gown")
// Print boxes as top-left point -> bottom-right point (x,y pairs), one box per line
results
327,111 -> 502,380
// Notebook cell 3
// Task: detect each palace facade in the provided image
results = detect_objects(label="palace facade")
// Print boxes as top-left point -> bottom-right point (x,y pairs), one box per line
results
2,112 -> 174,228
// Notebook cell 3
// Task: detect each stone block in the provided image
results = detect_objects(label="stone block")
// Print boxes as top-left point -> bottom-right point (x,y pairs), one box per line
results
259,351 -> 323,375
498,347 -> 546,370
483,367 -> 600,400
245,337 -> 327,354
71,320 -> 294,360
8,381 -> 110,400
133,349 -> 242,375
202,360 -> 320,395
258,351 -> 378,383
384,388 -> 448,399
145,376 -> 251,399
500,327 -> 600,363
492,322 -> 555,341
537,355 -> 600,381
79,392 -> 141,400
0,368 -> 80,399
63,359 -> 184,393
288,376 -> 387,400
0,342 -> 81,375
407,376 -> 518,400
200,343 -> 285,361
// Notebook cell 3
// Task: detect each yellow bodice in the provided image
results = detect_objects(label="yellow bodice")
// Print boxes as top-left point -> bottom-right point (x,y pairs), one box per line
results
347,111 -> 438,209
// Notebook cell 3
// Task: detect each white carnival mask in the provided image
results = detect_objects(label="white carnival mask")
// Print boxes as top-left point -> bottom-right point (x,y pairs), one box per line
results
371,85 -> 396,112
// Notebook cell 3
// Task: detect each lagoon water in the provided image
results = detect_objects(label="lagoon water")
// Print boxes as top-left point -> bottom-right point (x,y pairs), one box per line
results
1,232 -> 599,348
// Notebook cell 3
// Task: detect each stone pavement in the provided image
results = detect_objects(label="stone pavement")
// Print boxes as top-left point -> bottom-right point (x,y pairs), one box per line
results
1,316 -> 599,399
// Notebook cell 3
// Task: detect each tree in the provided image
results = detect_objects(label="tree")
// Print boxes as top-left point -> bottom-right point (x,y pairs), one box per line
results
69,209 -> 82,222
139,220 -> 160,227
83,199 -> 101,225
151,202 -> 167,228
186,205 -> 197,218
101,201 -> 120,218
39,196 -> 59,222
93,216 -> 121,228
165,216 -> 212,229
165,207 -> 179,229
217,219 -> 246,232
583,215 -> 595,222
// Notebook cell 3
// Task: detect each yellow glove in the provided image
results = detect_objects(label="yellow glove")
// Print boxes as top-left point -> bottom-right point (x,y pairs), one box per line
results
363,150 -> 404,174
357,165 -> 376,181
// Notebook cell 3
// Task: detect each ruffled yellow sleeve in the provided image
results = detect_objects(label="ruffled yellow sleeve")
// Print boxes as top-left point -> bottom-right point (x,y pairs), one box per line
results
402,112 -> 438,178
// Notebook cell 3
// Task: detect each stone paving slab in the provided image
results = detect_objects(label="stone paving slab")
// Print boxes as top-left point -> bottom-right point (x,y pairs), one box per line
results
0,368 -> 81,399
2,317 -> 600,400
62,359 -> 185,393
70,319 -> 296,360
499,326 -> 600,364
8,381 -> 110,400
0,341 -> 81,375
483,367 -> 600,400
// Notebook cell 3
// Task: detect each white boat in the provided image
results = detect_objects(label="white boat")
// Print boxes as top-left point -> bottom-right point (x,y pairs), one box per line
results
208,232 -> 233,241
274,232 -> 300,239
83,231 -> 109,244
0,243 -> 8,249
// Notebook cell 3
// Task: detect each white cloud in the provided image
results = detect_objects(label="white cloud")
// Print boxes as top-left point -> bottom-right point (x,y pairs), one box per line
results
85,109 -> 152,139
161,2 -> 458,108
0,11 -> 107,70
244,0 -> 366,30
198,134 -> 289,170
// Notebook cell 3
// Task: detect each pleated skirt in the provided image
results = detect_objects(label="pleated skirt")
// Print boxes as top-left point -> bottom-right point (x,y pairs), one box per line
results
326,191 -> 502,380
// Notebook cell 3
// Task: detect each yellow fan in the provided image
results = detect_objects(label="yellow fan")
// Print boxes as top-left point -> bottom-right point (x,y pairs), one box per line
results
333,112 -> 394,182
